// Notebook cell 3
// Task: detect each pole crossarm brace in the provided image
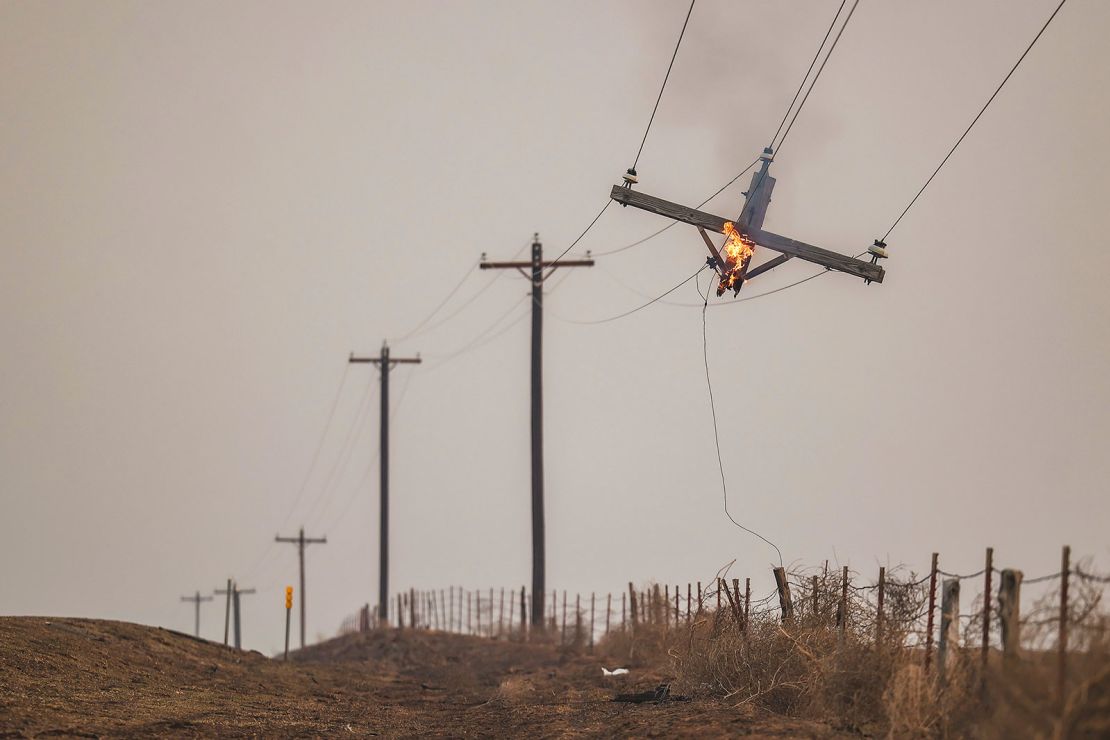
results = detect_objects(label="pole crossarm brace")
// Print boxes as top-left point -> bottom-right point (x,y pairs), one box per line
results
609,185 -> 884,284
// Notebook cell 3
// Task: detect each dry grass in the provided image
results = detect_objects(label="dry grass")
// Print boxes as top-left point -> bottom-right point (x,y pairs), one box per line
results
596,570 -> 1110,738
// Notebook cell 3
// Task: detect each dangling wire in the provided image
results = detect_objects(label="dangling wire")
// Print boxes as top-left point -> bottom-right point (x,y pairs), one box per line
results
701,276 -> 784,568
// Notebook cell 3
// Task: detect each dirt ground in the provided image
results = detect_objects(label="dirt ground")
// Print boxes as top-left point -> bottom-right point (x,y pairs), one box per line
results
0,617 -> 847,738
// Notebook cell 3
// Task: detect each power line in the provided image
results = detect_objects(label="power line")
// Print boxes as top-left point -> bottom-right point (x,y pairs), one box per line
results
881,0 -> 1068,241
274,363 -> 352,532
390,258 -> 480,342
541,199 -> 611,278
554,264 -> 709,325
700,276 -> 783,568
592,159 -> 760,257
596,0 -> 856,261
769,0 -> 848,149
631,0 -> 697,171
773,0 -> 860,157
297,373 -> 377,527
545,0 -> 697,276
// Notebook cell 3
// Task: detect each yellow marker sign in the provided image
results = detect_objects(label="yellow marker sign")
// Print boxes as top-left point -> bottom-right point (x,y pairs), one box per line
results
285,586 -> 293,609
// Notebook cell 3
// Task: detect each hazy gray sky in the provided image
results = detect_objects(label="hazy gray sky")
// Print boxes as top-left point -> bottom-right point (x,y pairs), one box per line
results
3,0 -> 1108,652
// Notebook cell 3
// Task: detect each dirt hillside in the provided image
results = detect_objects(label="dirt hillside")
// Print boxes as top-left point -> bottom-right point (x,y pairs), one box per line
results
0,617 -> 843,737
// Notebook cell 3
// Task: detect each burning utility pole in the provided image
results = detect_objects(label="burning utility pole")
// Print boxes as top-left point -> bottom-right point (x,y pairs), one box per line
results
480,234 -> 594,628
349,343 -> 421,626
611,147 -> 886,289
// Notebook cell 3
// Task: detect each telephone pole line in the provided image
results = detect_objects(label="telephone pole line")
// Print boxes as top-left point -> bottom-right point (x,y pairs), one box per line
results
275,527 -> 326,647
213,582 -> 255,649
180,590 -> 213,638
349,342 -> 421,625
480,233 -> 593,628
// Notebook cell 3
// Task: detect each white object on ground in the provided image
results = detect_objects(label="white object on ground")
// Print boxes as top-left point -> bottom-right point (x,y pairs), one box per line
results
602,667 -> 630,677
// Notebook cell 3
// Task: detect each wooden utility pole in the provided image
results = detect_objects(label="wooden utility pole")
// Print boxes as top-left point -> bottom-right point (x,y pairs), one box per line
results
180,590 -> 213,638
214,582 -> 256,649
349,341 -> 421,625
610,147 -> 885,291
274,527 -> 327,648
479,234 -> 593,628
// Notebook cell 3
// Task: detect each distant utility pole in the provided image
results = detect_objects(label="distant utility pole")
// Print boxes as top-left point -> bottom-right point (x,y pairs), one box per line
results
180,590 -> 213,638
480,233 -> 594,628
349,342 -> 421,625
214,582 -> 255,649
275,527 -> 327,647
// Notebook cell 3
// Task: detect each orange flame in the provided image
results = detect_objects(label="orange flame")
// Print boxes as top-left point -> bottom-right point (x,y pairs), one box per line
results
721,221 -> 755,267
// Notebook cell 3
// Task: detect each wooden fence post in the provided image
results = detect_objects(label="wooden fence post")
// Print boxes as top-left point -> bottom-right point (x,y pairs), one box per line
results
998,569 -> 1023,660
697,581 -> 703,617
773,567 -> 794,622
499,588 -> 505,638
981,548 -> 993,672
925,553 -> 939,671
876,567 -> 886,645
575,593 -> 582,647
520,586 -> 527,640
606,593 -> 612,637
1058,545 -> 1070,711
622,591 -> 626,629
664,585 -> 670,629
653,584 -> 662,625
744,578 -> 751,630
732,579 -> 741,630
939,578 -> 960,684
590,593 -> 595,651
628,583 -> 637,627
837,566 -> 849,640
686,584 -> 692,624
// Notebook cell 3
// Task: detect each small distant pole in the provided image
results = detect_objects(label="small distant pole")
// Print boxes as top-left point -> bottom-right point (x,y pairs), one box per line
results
409,588 -> 416,630
274,527 -> 327,647
664,585 -> 670,630
686,584 -> 691,624
628,584 -> 637,627
621,592 -> 626,629
925,553 -> 939,671
499,588 -> 505,638
716,580 -> 721,613
222,577 -> 232,646
467,590 -> 472,635
477,591 -> 482,636
180,590 -> 213,638
697,581 -> 703,617
284,586 -> 293,660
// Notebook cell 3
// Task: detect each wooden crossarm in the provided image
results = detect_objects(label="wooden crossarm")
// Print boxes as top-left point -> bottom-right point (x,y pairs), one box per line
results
609,185 -> 884,284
